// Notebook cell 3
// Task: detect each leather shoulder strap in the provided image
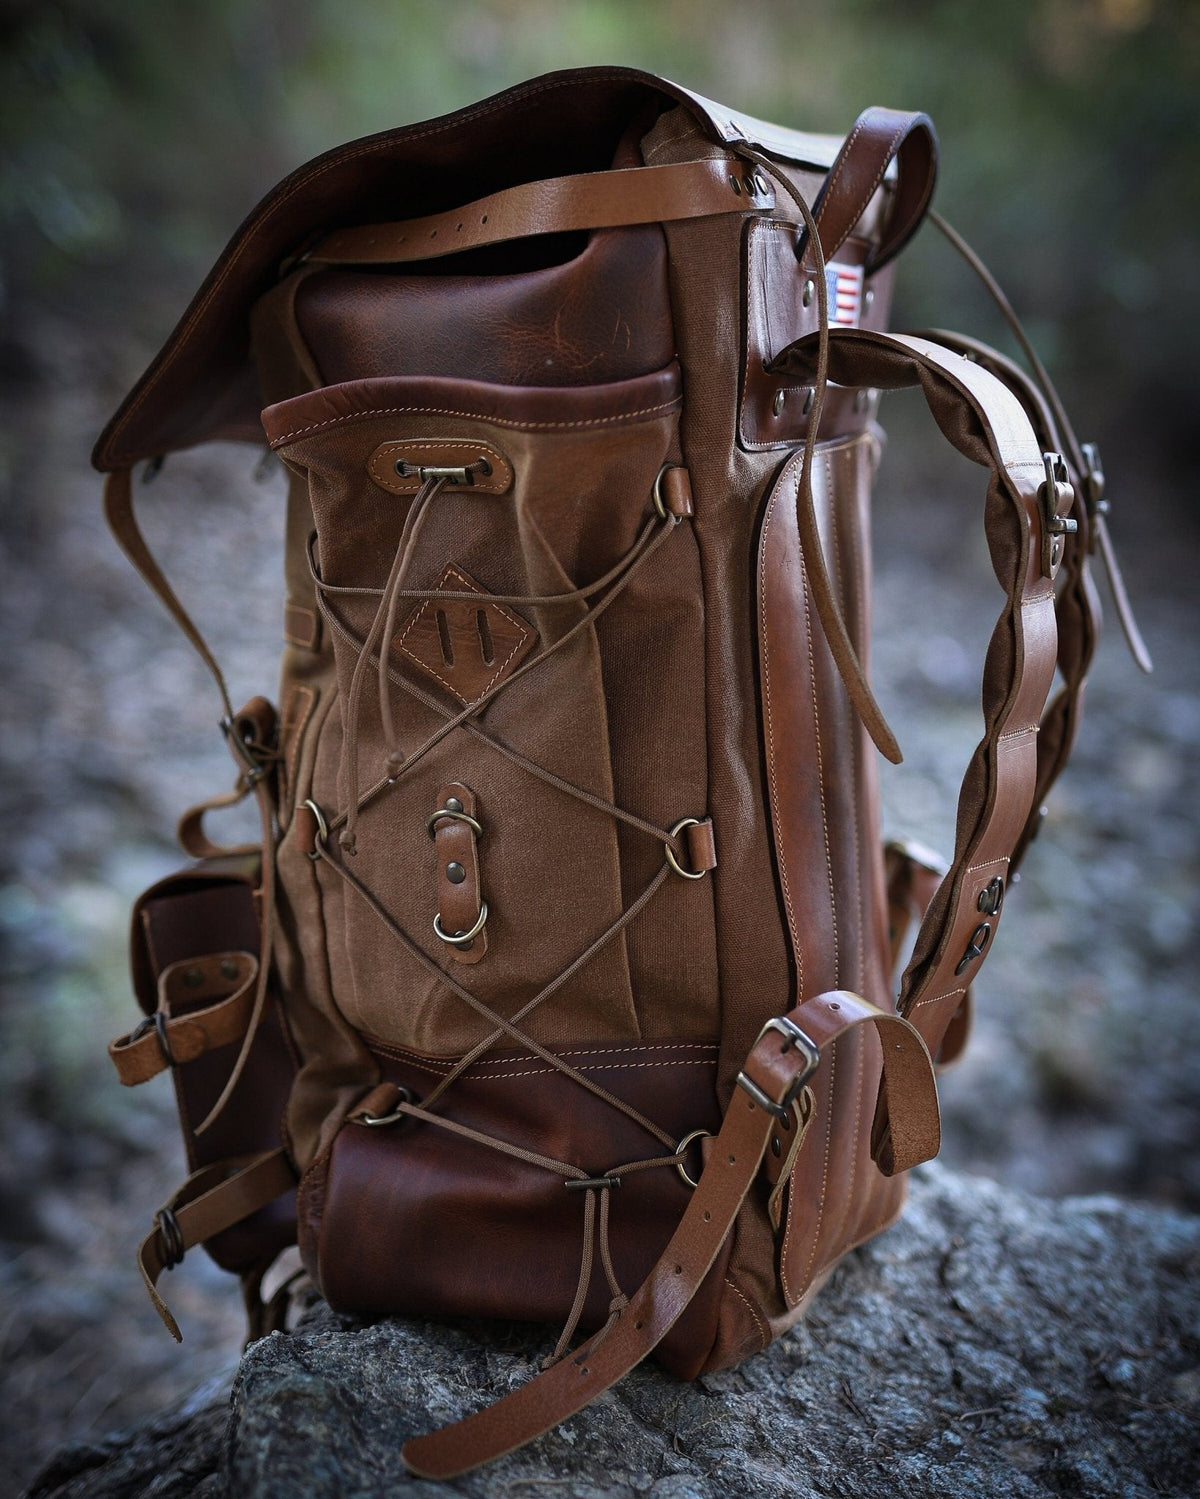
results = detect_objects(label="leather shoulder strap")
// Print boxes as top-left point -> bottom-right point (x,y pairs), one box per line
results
769,327 -> 1066,1070
400,991 -> 939,1479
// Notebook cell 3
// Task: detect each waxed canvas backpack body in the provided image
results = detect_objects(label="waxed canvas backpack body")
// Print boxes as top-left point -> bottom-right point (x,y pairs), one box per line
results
95,67 -> 1142,1478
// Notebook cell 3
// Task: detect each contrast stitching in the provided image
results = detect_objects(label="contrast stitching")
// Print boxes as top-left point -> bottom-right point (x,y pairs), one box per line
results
395,562 -> 532,700
271,397 -> 681,446
829,447 -> 866,992
797,525 -> 840,981
106,71 -> 613,462
723,1273 -> 769,1354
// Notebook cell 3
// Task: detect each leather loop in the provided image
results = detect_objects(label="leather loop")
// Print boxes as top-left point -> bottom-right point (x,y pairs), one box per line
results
137,1149 -> 297,1340
400,991 -> 938,1479
308,159 -> 774,267
109,951 -> 259,1086
433,781 -> 487,965
805,108 -> 938,274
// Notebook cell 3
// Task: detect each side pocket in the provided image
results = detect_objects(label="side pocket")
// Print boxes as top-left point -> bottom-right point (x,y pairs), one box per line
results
130,860 -> 297,1272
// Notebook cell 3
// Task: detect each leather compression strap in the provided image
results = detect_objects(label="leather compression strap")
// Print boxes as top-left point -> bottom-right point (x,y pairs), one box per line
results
400,988 -> 939,1479
139,1148 -> 297,1341
306,158 -> 774,267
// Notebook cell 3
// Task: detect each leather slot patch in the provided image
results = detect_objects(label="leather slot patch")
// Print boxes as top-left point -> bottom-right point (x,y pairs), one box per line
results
368,438 -> 513,496
396,562 -> 536,705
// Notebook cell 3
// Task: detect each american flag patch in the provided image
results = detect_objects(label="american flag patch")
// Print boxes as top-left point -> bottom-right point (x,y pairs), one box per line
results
825,261 -> 864,326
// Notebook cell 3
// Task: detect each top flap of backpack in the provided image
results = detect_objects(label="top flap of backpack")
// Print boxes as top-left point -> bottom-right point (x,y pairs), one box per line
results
91,66 -> 854,473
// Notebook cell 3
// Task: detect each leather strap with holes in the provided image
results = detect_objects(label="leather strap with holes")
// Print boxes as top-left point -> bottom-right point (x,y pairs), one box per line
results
306,159 -> 774,267
400,989 -> 938,1479
109,951 -> 259,1086
432,782 -> 487,965
138,1149 -> 297,1341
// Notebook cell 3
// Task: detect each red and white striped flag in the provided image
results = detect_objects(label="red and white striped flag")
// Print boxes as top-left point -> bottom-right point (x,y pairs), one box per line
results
824,261 -> 864,326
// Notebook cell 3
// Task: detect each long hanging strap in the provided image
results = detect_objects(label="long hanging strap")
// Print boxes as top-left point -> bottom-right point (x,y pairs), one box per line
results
400,989 -> 939,1480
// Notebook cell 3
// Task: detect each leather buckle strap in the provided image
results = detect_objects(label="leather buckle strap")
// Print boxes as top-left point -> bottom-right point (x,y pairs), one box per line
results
400,991 -> 938,1480
305,159 -> 775,268
735,1016 -> 820,1118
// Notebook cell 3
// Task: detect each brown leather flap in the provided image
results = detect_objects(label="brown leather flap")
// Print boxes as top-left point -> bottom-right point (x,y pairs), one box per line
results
91,66 -> 852,473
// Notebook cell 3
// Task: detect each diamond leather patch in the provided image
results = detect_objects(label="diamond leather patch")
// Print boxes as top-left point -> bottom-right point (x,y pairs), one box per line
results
396,563 -> 537,705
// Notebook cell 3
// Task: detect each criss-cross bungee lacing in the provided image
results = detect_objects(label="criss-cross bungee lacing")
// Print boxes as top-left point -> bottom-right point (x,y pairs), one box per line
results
305,463 -> 723,1361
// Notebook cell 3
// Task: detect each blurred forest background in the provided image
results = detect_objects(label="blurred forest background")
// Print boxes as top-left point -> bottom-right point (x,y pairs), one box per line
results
1,0 -> 1197,1490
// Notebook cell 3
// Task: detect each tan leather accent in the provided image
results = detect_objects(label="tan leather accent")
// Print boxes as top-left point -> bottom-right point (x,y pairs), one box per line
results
368,440 -> 513,496
396,563 -> 537,706
399,990 -> 938,1478
433,781 -> 487,965
109,951 -> 258,1085
138,1149 -> 297,1340
308,159 -> 773,267
283,602 -> 320,650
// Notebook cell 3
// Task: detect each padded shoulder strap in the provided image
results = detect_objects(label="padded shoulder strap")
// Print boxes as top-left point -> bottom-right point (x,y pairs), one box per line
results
770,327 -> 1069,1069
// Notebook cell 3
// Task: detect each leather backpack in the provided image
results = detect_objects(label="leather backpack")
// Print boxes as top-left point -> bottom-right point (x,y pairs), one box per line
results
94,66 -> 1146,1479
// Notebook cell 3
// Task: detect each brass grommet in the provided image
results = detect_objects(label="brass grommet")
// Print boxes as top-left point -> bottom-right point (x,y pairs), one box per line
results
802,278 -> 815,308
772,389 -> 786,417
433,900 -> 489,947
675,1129 -> 714,1189
425,806 -> 484,839
665,817 -> 708,879
353,1085 -> 415,1128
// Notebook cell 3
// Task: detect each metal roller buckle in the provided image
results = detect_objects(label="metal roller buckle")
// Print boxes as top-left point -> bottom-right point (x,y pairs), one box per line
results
736,1015 -> 821,1120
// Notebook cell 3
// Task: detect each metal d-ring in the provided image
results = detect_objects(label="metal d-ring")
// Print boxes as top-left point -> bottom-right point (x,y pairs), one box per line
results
425,806 -> 484,840
665,817 -> 707,879
353,1085 -> 416,1128
675,1128 -> 714,1189
652,464 -> 680,521
433,900 -> 489,948
303,797 -> 329,861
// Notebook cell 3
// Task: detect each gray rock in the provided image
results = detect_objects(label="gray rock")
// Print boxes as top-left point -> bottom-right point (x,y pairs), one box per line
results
25,1163 -> 1200,1499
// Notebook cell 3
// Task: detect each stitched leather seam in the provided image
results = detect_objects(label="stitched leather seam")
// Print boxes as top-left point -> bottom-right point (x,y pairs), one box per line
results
965,855 -> 1008,874
829,447 -> 866,991
723,1273 -> 769,1355
271,397 -> 682,447
395,563 -> 531,700
998,726 -> 1038,741
379,1058 -> 717,1083
797,514 -> 840,980
368,439 -> 513,495
366,1039 -> 718,1073
758,458 -> 800,977
908,984 -> 967,1015
788,1043 -> 836,1304
105,70 -> 625,462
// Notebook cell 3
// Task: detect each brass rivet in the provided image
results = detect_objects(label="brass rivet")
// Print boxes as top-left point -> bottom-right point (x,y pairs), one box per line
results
802,388 -> 815,415
772,389 -> 786,417
755,172 -> 771,196
183,968 -> 204,989
729,174 -> 742,195
219,959 -> 239,981
446,861 -> 466,885
742,174 -> 756,194
444,797 -> 463,813
771,1136 -> 782,1158
864,287 -> 875,311
802,278 -> 815,308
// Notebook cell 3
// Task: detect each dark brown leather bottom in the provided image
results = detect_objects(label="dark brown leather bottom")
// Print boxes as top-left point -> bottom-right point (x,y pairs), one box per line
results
300,1037 -> 728,1377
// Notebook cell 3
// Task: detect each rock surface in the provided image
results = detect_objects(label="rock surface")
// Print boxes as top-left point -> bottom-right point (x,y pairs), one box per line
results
26,1164 -> 1200,1499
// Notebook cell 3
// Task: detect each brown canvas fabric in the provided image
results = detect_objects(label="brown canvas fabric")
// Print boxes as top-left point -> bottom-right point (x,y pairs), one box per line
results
96,66 -> 1112,1477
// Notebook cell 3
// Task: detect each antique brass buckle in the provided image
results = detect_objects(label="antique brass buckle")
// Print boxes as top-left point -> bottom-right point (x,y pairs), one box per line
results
736,1015 -> 821,1120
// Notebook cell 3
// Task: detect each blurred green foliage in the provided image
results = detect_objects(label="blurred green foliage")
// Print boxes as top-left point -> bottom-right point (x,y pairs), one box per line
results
2,0 -> 1196,484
